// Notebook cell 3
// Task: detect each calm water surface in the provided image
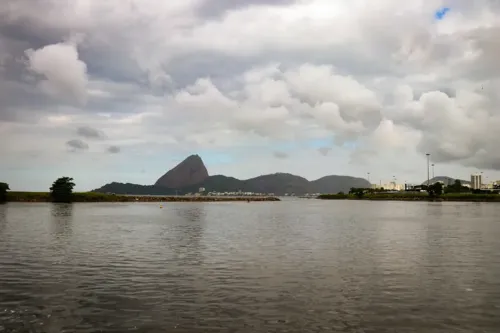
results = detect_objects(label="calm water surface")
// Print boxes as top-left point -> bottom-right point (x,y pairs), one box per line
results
1,200 -> 499,332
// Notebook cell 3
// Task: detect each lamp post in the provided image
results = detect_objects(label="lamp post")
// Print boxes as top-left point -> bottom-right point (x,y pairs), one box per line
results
426,153 -> 430,187
367,172 -> 370,183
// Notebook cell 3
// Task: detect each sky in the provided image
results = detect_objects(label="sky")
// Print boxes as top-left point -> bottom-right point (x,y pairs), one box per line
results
2,0 -> 500,191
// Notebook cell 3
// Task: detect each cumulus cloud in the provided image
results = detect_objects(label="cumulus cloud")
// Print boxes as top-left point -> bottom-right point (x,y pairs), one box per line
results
149,63 -> 380,145
2,0 -> 500,190
66,139 -> 89,152
24,42 -> 88,105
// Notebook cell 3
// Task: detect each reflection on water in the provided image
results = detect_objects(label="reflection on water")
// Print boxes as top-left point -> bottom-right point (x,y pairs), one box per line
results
1,201 -> 500,332
50,203 -> 74,237
0,204 -> 7,234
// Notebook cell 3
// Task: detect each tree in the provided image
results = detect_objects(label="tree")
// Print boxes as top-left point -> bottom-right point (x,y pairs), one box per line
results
428,182 -> 443,197
50,177 -> 75,203
0,182 -> 10,203
349,187 -> 365,198
445,179 -> 468,194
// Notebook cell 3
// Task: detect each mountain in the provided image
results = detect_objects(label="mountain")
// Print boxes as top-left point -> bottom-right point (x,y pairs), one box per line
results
95,182 -> 174,195
310,175 -> 372,193
421,176 -> 471,186
176,173 -> 311,195
92,155 -> 371,195
154,154 -> 209,188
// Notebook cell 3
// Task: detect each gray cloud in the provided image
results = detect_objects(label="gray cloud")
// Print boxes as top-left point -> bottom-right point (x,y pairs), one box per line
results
76,126 -> 106,139
195,0 -> 297,19
318,147 -> 332,156
66,139 -> 89,152
273,151 -> 288,159
107,145 -> 120,154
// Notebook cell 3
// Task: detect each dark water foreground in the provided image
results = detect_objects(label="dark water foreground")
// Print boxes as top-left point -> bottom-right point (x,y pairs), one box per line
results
1,200 -> 499,332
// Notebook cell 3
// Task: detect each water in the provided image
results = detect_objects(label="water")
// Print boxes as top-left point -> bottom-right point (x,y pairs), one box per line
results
1,200 -> 499,332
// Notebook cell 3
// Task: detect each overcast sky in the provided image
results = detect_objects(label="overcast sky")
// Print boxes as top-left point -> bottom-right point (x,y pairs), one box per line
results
1,0 -> 500,191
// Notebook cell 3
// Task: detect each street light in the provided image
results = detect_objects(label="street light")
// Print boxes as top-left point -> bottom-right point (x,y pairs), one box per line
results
367,172 -> 370,183
426,153 -> 430,186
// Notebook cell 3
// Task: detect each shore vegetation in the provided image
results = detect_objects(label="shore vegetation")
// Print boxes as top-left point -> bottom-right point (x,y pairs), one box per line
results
0,182 -> 9,203
319,183 -> 500,202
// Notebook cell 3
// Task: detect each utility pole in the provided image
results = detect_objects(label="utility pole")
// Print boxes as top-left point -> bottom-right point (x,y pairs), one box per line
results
426,153 -> 430,187
432,163 -> 435,179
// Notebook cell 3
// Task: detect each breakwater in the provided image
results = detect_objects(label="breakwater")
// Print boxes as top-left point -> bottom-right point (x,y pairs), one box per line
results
5,192 -> 280,203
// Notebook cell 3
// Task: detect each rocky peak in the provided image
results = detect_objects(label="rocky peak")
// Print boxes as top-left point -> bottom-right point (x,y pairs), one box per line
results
154,154 -> 209,188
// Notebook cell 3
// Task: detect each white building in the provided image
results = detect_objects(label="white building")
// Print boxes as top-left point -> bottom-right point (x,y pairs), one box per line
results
471,174 -> 482,190
382,182 -> 405,191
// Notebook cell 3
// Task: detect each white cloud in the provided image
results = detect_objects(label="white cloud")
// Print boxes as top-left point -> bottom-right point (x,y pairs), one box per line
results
25,42 -> 88,104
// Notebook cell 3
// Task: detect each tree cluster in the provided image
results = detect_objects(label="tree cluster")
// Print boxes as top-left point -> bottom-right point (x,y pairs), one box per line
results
0,182 -> 10,203
50,177 -> 76,203
444,180 -> 469,193
427,182 -> 443,197
0,177 -> 76,203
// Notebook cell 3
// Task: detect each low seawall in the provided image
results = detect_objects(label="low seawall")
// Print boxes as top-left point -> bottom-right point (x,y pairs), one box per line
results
5,192 -> 280,203
121,195 -> 281,202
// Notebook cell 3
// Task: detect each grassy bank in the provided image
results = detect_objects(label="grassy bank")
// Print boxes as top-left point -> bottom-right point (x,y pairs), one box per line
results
318,192 -> 500,202
6,191 -> 280,203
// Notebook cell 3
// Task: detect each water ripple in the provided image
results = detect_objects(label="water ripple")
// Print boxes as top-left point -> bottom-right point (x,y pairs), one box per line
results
0,201 -> 500,332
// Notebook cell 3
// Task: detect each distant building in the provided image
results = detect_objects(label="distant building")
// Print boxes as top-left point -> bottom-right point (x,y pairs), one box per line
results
382,182 -> 405,191
484,182 -> 494,189
471,174 -> 482,190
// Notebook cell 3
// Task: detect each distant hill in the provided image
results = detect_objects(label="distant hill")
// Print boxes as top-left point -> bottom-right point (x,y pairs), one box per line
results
92,155 -> 370,196
92,182 -> 175,195
155,154 -> 209,188
421,176 -> 471,186
311,175 -> 371,193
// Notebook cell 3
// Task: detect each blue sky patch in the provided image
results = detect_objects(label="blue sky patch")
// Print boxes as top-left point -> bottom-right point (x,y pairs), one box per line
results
435,7 -> 450,20
306,138 -> 332,149
199,151 -> 234,165
341,141 -> 359,150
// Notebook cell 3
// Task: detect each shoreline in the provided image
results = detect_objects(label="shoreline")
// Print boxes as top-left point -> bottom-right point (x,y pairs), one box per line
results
5,192 -> 280,203
317,193 -> 500,202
